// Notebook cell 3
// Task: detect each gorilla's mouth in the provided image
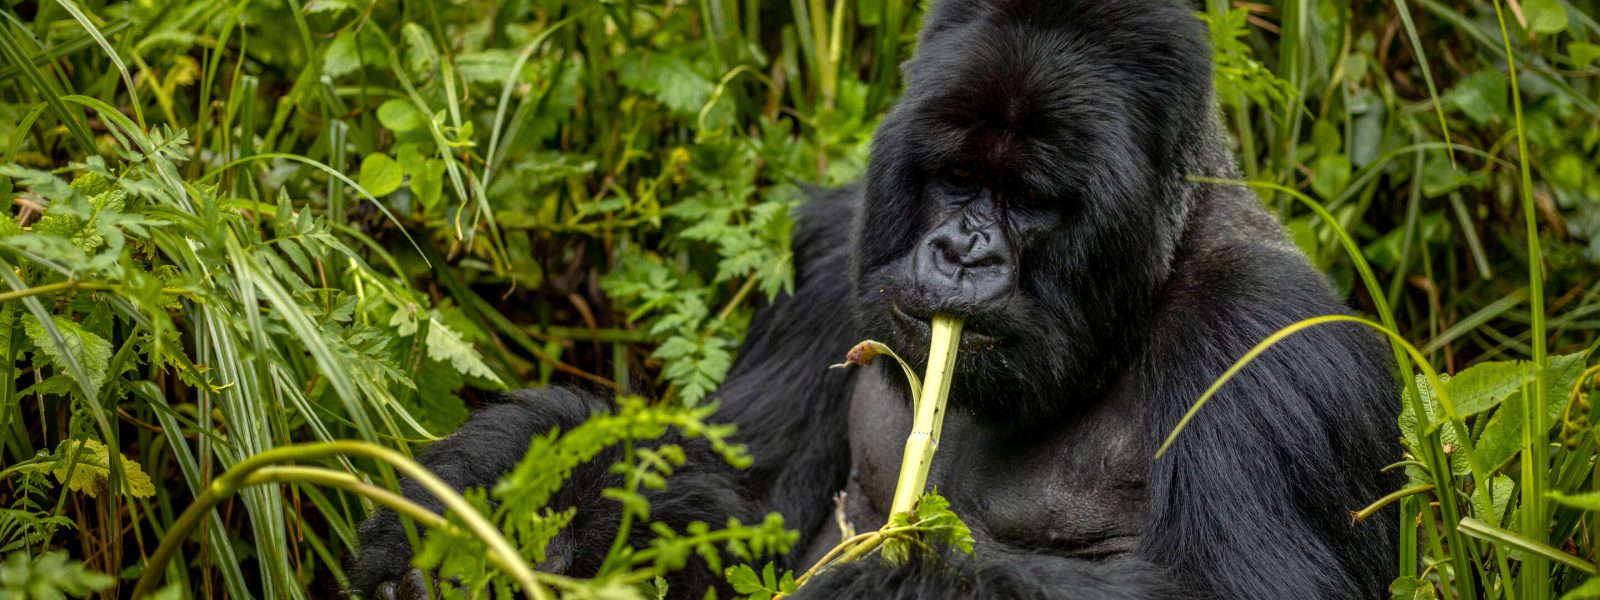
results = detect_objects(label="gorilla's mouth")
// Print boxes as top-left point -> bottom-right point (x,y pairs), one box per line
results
889,302 -> 1004,352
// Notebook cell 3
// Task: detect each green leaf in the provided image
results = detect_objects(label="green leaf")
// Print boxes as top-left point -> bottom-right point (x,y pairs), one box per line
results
881,491 -> 974,566
1447,71 -> 1508,126
726,564 -> 769,599
324,32 -> 361,77
50,439 -> 156,499
410,159 -> 446,210
377,99 -> 427,133
358,154 -> 403,197
424,315 -> 504,386
456,50 -> 522,84
1439,360 -> 1538,422
1312,120 -> 1342,156
1309,154 -> 1352,198
1468,352 -> 1589,470
23,316 -> 111,397
1389,576 -> 1438,599
1560,577 -> 1600,600
0,551 -> 114,599
1550,490 -> 1600,511
1523,0 -> 1569,34
1571,42 -> 1600,68
616,51 -> 712,116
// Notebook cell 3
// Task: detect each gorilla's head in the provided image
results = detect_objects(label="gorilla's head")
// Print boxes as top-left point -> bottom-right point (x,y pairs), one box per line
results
851,0 -> 1221,422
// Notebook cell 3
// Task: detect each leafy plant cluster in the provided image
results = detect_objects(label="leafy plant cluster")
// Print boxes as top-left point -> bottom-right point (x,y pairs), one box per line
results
0,0 -> 914,597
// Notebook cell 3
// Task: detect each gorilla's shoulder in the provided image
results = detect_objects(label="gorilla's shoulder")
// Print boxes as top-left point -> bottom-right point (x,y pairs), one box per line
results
1156,184 -> 1384,366
1169,185 -> 1336,309
791,184 -> 859,278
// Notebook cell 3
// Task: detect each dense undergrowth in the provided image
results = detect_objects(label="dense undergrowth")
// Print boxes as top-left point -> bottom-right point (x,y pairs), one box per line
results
0,0 -> 1597,598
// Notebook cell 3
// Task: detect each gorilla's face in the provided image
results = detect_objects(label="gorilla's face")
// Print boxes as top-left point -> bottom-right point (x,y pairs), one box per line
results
851,0 -> 1211,422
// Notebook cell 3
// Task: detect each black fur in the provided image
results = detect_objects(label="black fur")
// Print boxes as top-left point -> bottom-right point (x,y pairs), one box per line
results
349,1 -> 1400,598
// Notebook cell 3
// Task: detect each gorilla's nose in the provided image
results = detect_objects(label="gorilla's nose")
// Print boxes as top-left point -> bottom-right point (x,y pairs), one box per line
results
913,226 -> 1015,307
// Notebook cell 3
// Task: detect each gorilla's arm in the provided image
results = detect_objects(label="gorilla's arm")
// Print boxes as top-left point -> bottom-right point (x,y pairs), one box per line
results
1136,236 -> 1400,599
347,190 -> 862,597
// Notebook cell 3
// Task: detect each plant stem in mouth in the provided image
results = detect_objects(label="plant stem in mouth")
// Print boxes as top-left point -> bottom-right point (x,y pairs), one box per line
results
889,315 -> 962,516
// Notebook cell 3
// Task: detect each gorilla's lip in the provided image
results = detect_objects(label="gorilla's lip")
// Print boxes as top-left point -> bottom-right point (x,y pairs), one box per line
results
889,303 -> 1002,349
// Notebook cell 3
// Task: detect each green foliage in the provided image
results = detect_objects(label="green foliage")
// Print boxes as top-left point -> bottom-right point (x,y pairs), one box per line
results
405,396 -> 795,598
879,491 -> 975,566
0,551 -> 113,600
726,562 -> 797,600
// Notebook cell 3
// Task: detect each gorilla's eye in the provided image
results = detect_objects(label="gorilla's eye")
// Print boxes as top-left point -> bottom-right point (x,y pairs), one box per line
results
1016,189 -> 1049,209
951,167 -> 972,180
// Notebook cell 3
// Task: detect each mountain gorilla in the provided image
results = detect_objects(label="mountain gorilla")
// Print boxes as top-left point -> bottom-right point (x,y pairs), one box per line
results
351,0 -> 1400,597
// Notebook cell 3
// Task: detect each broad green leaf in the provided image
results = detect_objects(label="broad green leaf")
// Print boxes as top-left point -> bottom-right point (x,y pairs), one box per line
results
1561,577 -> 1600,600
377,99 -> 427,133
616,51 -> 712,116
23,316 -> 111,397
410,158 -> 446,210
1523,0 -> 1569,34
358,154 -> 403,197
1312,120 -> 1342,155
1571,43 -> 1600,68
1447,71 -> 1508,126
1309,154 -> 1352,199
1440,360 -> 1538,422
1470,473 -> 1514,526
51,439 -> 156,499
1469,352 -> 1589,470
1389,576 -> 1438,599
324,32 -> 361,77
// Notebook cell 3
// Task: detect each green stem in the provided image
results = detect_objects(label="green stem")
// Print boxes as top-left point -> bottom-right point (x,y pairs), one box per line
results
889,316 -> 961,515
1351,483 -> 1435,523
131,441 -> 549,600
0,280 -> 185,303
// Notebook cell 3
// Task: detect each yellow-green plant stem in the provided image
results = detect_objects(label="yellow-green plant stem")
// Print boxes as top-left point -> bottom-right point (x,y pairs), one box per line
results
131,441 -> 548,599
789,525 -> 921,591
0,280 -> 186,303
1351,483 -> 1436,523
889,316 -> 962,516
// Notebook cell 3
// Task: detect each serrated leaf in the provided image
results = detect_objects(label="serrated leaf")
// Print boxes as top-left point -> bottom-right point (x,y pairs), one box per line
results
616,51 -> 712,116
424,315 -> 504,386
1430,360 -> 1538,427
51,439 -> 156,499
23,316 -> 111,397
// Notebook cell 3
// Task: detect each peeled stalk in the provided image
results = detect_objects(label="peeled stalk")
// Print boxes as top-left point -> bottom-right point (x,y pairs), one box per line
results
889,315 -> 962,515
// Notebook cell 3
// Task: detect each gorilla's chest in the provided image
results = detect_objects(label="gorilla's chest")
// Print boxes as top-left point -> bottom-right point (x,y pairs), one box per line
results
813,367 -> 1147,563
